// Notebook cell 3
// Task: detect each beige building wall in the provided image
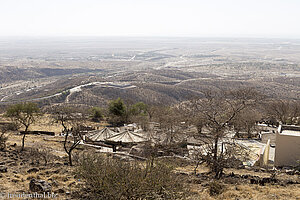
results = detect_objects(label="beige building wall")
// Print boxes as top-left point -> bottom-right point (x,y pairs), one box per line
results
275,132 -> 300,167
260,139 -> 270,167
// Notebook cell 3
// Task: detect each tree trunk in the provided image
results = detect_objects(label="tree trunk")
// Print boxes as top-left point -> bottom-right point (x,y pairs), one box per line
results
196,123 -> 203,134
20,126 -> 28,152
235,131 -> 240,138
68,151 -> 72,166
213,135 -> 219,178
247,130 -> 251,138
247,126 -> 252,138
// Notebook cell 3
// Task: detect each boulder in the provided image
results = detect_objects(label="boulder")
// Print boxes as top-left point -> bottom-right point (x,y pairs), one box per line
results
8,162 -> 18,167
27,168 -> 39,173
55,188 -> 65,194
0,166 -> 7,173
29,179 -> 52,192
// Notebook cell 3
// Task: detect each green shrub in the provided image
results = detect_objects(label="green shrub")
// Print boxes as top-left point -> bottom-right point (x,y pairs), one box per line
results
89,107 -> 103,122
76,153 -> 187,199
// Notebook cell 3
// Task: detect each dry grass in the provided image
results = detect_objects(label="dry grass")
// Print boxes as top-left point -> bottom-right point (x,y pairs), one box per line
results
188,181 -> 300,200
1,125 -> 78,199
176,165 -> 210,174
176,163 -> 300,200
30,114 -> 63,134
1,115 -> 300,199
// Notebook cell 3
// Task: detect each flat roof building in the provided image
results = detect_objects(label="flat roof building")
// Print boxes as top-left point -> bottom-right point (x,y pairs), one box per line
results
275,125 -> 300,167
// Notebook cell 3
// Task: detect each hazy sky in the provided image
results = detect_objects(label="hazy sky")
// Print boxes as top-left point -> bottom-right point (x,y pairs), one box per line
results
0,0 -> 299,38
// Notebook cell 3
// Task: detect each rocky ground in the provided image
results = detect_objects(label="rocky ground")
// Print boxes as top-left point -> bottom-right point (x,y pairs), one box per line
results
0,135 -> 80,199
0,133 -> 300,199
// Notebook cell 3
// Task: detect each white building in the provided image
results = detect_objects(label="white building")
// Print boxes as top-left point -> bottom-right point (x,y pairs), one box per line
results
275,125 -> 300,167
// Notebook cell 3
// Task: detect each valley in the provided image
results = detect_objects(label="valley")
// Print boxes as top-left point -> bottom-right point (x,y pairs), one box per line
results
0,37 -> 300,108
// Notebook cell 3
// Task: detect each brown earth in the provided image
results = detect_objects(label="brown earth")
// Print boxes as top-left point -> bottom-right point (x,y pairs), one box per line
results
0,119 -> 299,200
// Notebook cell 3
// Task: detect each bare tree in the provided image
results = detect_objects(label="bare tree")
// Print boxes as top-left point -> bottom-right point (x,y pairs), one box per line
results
231,108 -> 261,138
50,105 -> 87,166
182,88 -> 262,178
264,100 -> 300,125
153,106 -> 184,144
146,105 -> 161,121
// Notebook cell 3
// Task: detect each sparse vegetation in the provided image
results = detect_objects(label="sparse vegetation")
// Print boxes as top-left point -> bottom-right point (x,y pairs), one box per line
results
181,88 -> 262,178
76,153 -> 187,200
108,97 -> 127,126
5,102 -> 40,151
108,98 -> 150,127
0,97 -> 300,199
232,108 -> 261,138
1,38 -> 300,199
0,125 -> 9,150
208,181 -> 226,196
28,144 -> 54,166
264,100 -> 300,125
50,105 -> 87,166
89,107 -> 103,122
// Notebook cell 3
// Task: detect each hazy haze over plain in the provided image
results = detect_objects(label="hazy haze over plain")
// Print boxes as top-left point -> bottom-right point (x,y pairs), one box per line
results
0,0 -> 299,38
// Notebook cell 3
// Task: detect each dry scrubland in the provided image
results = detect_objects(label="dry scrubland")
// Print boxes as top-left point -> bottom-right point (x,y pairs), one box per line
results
1,38 -> 300,199
1,38 -> 300,107
0,119 -> 299,200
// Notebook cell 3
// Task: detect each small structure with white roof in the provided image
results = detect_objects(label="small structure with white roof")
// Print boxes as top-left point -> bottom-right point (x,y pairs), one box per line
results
105,130 -> 148,144
85,127 -> 117,142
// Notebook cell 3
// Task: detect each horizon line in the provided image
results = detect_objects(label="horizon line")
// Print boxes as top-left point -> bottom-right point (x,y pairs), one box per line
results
0,35 -> 300,40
